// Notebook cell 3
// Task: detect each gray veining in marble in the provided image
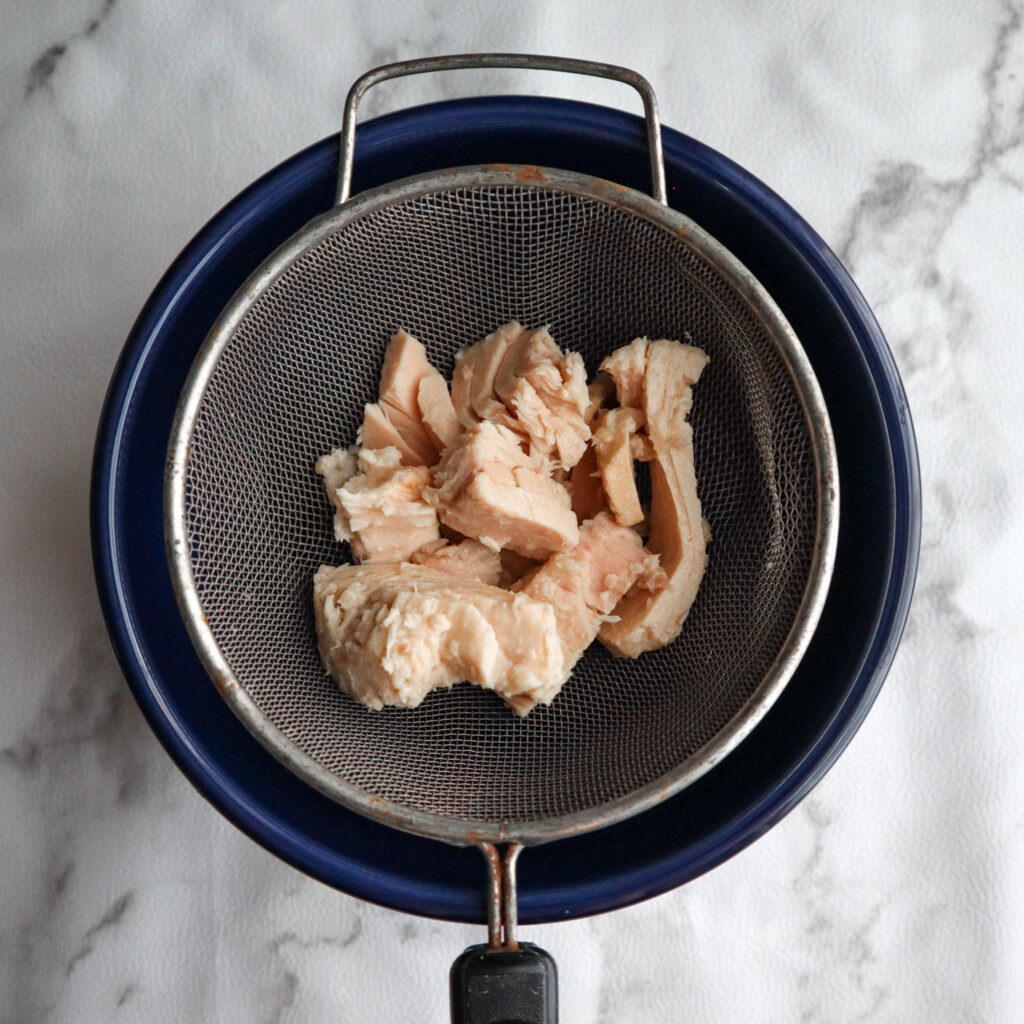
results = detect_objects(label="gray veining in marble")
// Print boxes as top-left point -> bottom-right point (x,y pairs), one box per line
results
24,0 -> 117,100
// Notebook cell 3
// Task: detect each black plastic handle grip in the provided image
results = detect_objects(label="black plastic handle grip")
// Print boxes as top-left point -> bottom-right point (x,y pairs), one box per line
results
450,942 -> 558,1024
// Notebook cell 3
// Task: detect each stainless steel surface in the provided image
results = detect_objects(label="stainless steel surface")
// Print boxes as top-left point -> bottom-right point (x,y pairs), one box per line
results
481,843 -> 503,950
166,157 -> 838,847
479,842 -> 522,950
337,54 -> 667,206
501,844 -> 523,951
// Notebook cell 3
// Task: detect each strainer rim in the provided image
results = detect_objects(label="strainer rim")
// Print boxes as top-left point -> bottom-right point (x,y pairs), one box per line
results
165,163 -> 839,846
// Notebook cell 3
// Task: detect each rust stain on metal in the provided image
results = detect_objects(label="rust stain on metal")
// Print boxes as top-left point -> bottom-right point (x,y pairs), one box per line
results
591,177 -> 631,199
367,795 -> 394,815
365,794 -> 404,826
215,673 -> 237,697
487,162 -> 510,173
514,165 -> 544,181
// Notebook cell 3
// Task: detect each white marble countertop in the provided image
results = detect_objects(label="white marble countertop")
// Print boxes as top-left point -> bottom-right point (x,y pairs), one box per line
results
3,1 -> 1022,1021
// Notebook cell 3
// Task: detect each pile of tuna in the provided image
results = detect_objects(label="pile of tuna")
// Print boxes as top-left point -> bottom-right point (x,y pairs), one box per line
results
314,322 -> 709,716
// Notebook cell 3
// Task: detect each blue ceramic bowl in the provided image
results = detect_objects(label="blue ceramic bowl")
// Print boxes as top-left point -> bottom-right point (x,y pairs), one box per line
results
92,96 -> 920,924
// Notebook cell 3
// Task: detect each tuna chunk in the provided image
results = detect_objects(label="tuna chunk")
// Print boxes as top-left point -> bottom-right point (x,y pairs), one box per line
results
417,373 -> 461,450
592,407 -> 646,527
493,325 -> 590,467
333,447 -> 439,563
631,433 -> 656,462
361,330 -> 449,465
451,322 -> 591,468
426,421 -> 579,560
315,323 -> 710,717
411,538 -> 503,586
599,336 -> 648,408
361,402 -> 433,466
450,321 -> 524,428
315,445 -> 359,542
518,512 -> 664,675
313,562 -> 566,715
599,340 -> 711,657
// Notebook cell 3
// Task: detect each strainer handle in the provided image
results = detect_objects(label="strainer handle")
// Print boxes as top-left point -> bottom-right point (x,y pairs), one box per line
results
337,53 -> 667,206
450,844 -> 557,1024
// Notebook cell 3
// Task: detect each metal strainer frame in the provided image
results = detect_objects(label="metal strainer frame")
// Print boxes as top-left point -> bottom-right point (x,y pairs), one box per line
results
166,56 -> 838,858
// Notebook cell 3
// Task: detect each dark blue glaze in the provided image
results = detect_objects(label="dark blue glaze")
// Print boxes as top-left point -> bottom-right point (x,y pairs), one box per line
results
91,96 -> 920,924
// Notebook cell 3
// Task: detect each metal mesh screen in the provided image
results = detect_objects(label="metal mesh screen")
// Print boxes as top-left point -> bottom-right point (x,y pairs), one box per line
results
180,181 -> 819,838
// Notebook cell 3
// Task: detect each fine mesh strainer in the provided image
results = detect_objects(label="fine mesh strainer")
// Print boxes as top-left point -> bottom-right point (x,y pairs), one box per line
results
166,55 -> 838,1022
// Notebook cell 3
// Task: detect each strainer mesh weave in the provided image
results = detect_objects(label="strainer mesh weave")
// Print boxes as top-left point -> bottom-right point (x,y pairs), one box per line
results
183,182 -> 816,830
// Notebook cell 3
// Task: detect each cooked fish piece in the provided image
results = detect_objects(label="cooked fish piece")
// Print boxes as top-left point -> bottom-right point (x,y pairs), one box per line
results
360,402 -> 433,467
451,322 -> 590,468
315,445 -> 359,542
496,327 -> 587,414
592,407 -> 646,527
493,325 -> 590,467
313,562 -> 566,715
518,512 -> 665,674
360,330 -> 450,465
410,537 -> 503,587
426,421 -> 579,560
631,433 -> 656,462
379,329 -> 447,454
450,321 -> 525,428
315,322 -> 709,718
599,340 -> 710,657
599,336 -> 648,408
417,372 -> 461,450
335,447 -> 439,563
378,329 -> 431,410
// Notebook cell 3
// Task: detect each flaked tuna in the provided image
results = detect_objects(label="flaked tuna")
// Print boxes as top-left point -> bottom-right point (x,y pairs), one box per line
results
518,512 -> 665,674
314,323 -> 710,717
599,336 -> 648,408
315,445 -> 359,542
328,446 -> 439,563
599,340 -> 710,657
493,325 -> 590,467
452,322 -> 590,468
313,562 -> 566,715
592,407 -> 646,527
450,321 -> 524,428
416,372 -> 461,451
410,537 -> 503,587
361,330 -> 450,465
426,421 -> 579,560
360,402 -> 433,466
